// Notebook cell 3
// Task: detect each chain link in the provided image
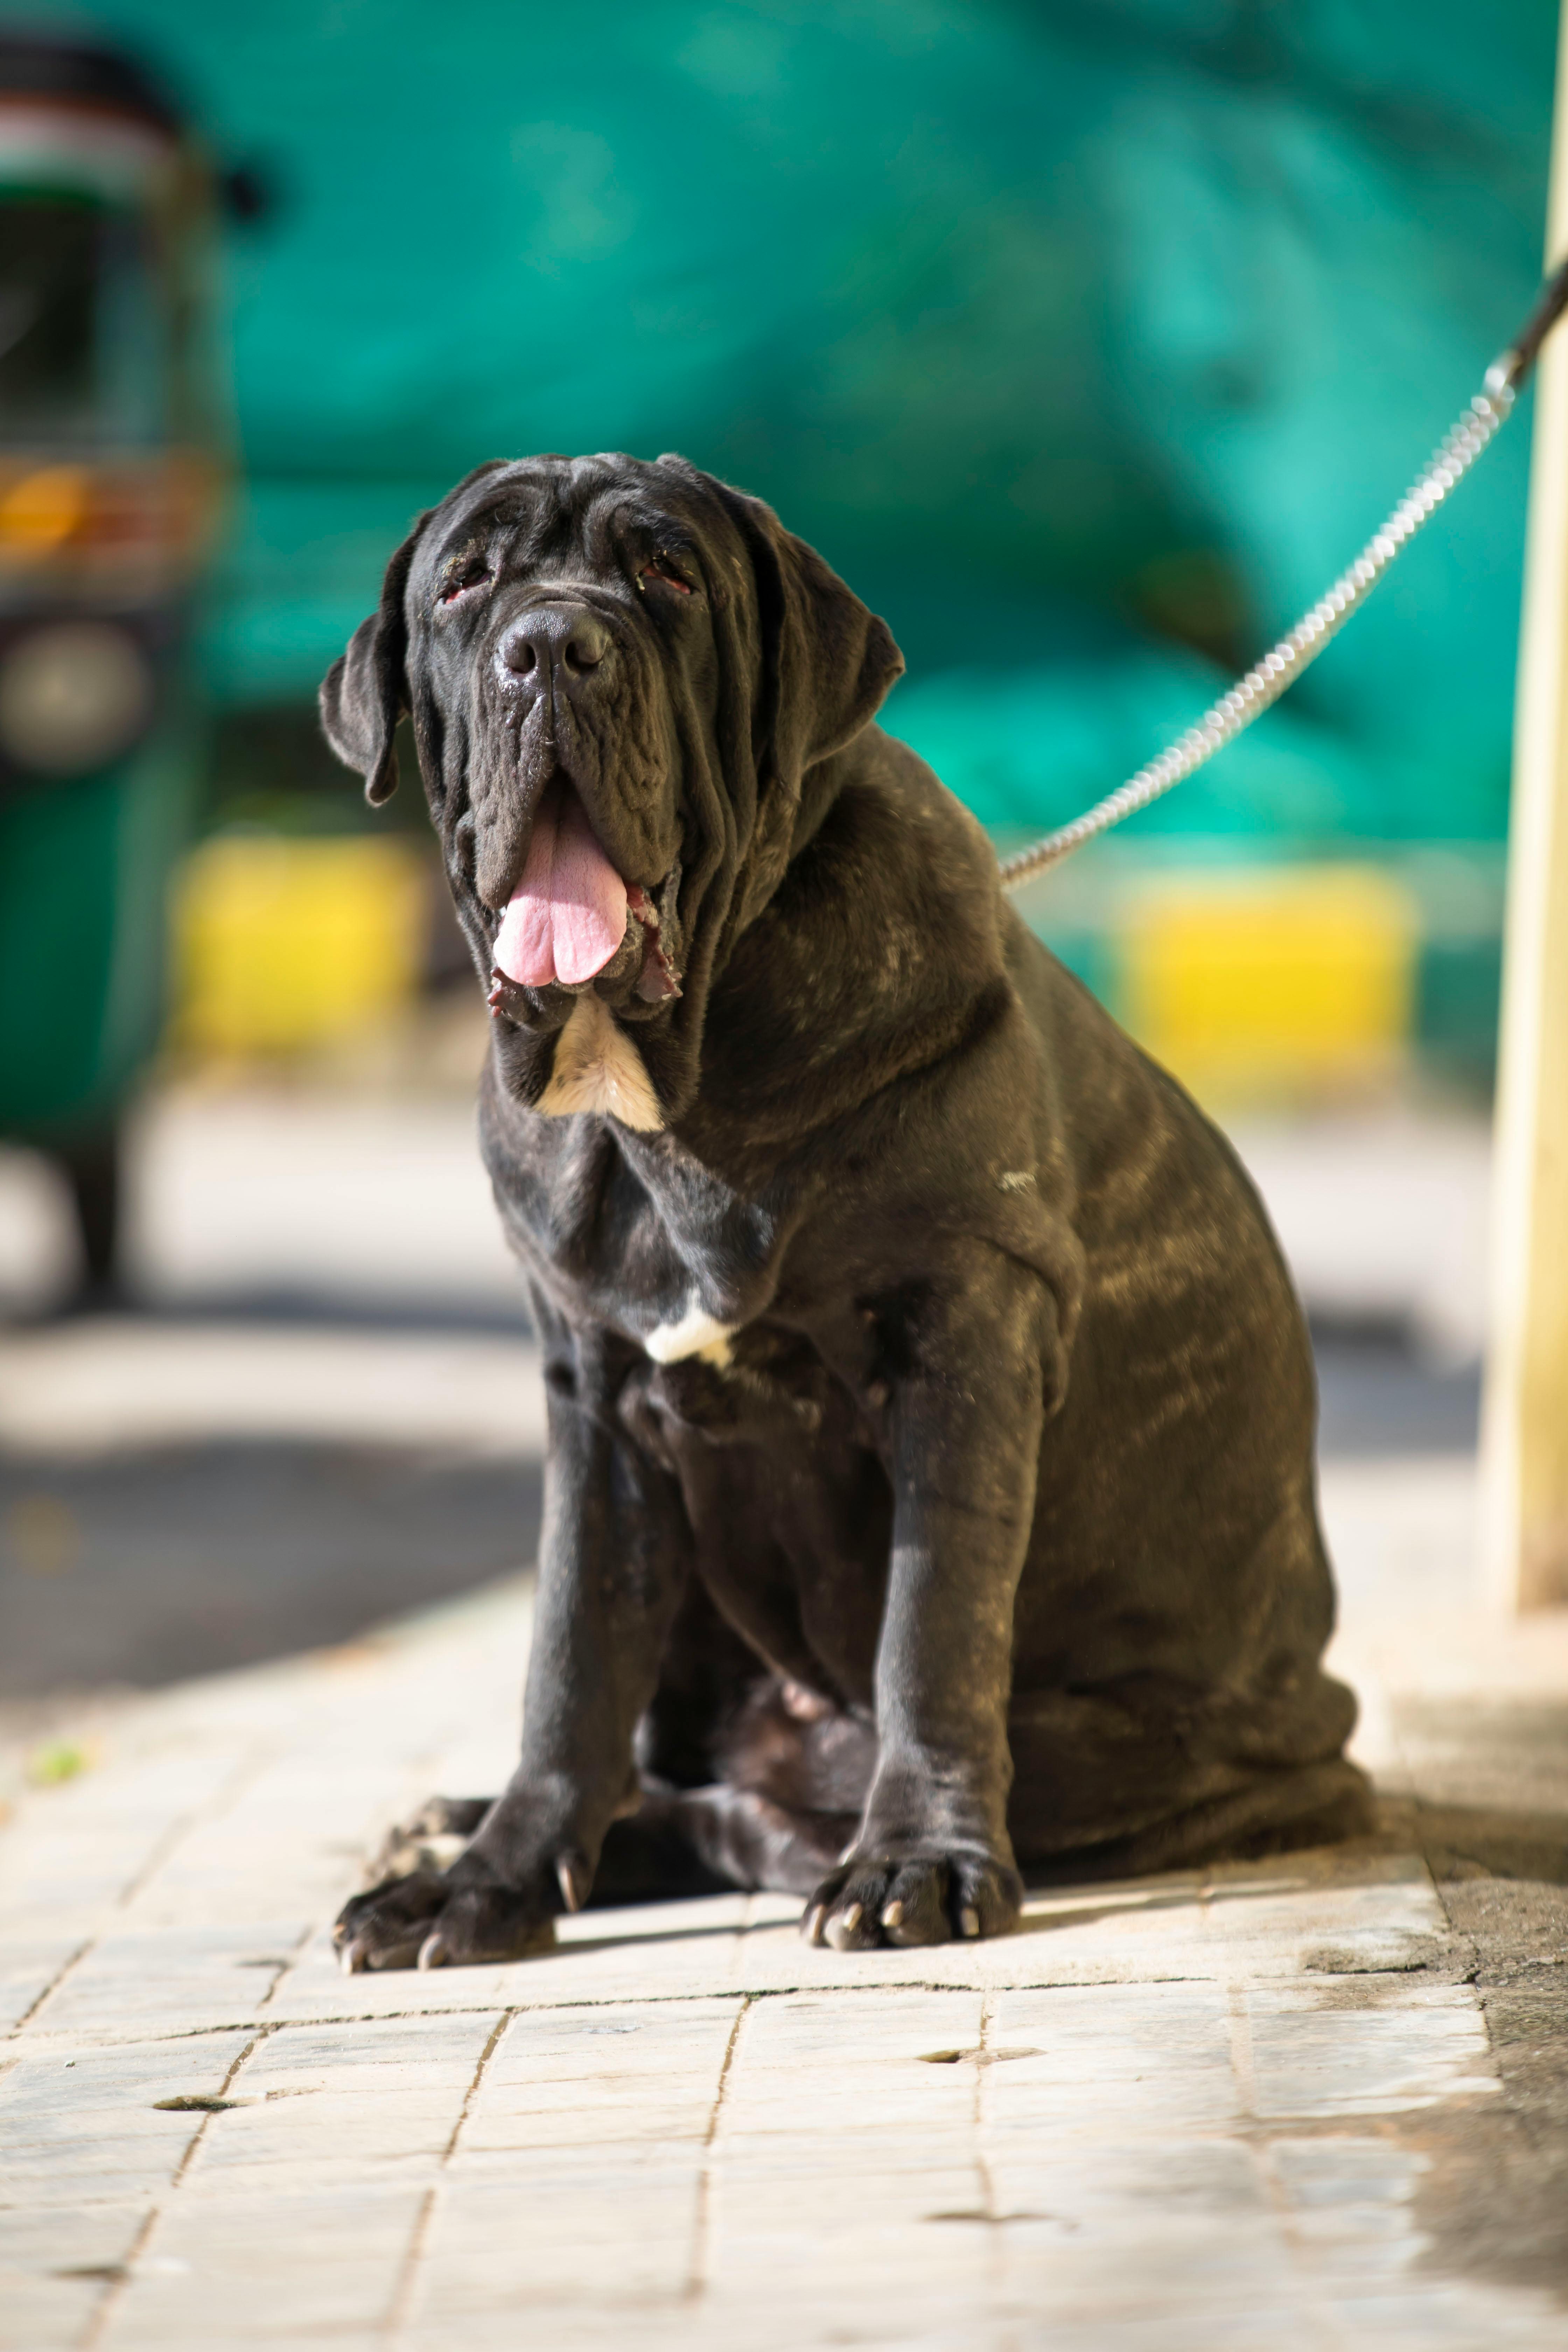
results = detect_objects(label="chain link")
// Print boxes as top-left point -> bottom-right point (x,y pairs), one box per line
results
997,371 -> 1520,892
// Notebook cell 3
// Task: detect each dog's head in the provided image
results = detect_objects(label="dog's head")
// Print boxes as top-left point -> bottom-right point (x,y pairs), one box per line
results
320,453 -> 902,1122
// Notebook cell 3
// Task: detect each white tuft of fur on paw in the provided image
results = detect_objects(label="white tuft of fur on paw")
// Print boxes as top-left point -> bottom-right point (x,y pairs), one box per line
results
537,993 -> 664,1131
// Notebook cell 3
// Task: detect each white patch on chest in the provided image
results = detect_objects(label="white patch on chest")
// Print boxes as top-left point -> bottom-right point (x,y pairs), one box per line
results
537,993 -> 664,1132
644,1295 -> 739,1367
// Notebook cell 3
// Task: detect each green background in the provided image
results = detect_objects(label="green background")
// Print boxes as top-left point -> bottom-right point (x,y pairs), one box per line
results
25,0 -> 1559,856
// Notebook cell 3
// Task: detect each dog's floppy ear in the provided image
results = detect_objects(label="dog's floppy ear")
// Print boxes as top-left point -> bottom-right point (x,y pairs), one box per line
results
743,498 -> 904,791
674,464 -> 903,793
658,460 -> 903,929
318,514 -> 429,806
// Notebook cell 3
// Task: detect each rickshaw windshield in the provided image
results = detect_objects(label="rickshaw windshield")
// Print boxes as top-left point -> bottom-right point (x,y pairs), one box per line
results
0,186 -> 166,447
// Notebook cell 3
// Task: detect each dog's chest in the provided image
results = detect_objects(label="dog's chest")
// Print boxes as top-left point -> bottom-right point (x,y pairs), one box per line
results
489,1108 -> 787,1367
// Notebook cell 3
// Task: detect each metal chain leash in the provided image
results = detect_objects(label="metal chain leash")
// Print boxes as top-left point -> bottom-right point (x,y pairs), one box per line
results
998,257 -> 1568,891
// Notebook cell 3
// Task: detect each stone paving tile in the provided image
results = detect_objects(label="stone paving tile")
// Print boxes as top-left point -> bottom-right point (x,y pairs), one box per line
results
263,1907 -> 746,2025
706,2175 -> 999,2279
0,2204 -> 149,2352
96,2182 -> 426,2347
455,1995 -> 740,2153
1318,2285 -> 1568,2350
686,1989 -> 1240,2340
1202,1849 -> 1449,1976
123,1761 -> 424,1933
929,2311 -> 1323,2352
187,2011 -> 504,2190
989,2131 -> 1273,2234
1241,1981 -> 1498,2120
0,2031 -> 253,2210
0,1749 -> 252,1941
0,1937 -> 86,2035
405,2160 -> 706,2326
1266,2134 -> 1432,2283
982,1982 -> 1239,2133
26,1920 -> 313,2045
997,2225 -> 1302,2333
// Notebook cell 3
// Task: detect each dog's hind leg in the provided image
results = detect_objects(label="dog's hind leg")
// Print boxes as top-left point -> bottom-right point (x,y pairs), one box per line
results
369,1797 -> 494,1882
596,1783 -> 855,1901
373,1781 -> 854,1906
375,1782 -> 854,1907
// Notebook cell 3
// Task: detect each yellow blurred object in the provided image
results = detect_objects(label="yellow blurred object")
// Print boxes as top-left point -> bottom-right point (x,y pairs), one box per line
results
174,835 -> 429,1056
1118,863 -> 1419,1103
0,464 -> 89,555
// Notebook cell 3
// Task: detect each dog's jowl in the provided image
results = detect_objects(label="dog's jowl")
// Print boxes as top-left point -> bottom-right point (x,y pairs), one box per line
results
320,453 -> 1370,1970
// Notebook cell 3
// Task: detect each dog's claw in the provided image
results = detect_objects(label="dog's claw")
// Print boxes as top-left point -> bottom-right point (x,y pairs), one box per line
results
824,1897 -> 878,1953
417,1931 -> 449,1971
805,1853 -> 1022,1952
339,1934 -> 372,1977
556,1852 -> 591,1914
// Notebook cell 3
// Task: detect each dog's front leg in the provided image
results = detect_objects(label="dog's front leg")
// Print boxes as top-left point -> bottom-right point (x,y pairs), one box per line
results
336,1330 -> 690,1970
806,1247 -> 1047,1951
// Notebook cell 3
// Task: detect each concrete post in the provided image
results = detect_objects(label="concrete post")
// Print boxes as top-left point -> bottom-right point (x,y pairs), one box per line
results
1480,1 -> 1568,1611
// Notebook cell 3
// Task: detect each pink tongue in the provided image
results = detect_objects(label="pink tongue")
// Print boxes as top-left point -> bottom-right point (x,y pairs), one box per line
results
492,787 -> 629,988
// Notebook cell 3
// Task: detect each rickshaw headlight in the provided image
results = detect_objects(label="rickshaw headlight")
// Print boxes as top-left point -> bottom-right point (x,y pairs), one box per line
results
0,467 -> 90,555
0,455 -> 220,584
0,622 -> 155,775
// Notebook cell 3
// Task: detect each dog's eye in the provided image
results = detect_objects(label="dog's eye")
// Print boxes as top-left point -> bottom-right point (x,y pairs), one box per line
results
640,552 -> 693,595
438,559 -> 491,606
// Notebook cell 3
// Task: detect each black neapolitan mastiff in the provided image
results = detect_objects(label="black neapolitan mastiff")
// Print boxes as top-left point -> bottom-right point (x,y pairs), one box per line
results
321,453 -> 1370,1970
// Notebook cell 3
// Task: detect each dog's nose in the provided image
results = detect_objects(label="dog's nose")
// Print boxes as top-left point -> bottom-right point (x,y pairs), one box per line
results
497,603 -> 610,682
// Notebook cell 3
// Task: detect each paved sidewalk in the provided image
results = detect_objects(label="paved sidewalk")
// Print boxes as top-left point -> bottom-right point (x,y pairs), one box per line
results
2,1086 -> 1563,2346
3,1537 -> 1566,2350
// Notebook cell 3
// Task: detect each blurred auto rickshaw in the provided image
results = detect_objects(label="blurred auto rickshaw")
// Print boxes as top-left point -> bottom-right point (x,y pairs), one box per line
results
0,29 -> 224,1300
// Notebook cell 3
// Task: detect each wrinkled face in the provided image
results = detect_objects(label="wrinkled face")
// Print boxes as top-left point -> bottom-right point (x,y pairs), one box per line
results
321,450 -> 903,1121
405,454 -> 749,1029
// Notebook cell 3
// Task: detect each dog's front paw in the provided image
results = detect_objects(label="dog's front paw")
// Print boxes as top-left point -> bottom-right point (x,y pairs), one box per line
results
802,1849 -> 1022,1952
334,1864 -> 557,1973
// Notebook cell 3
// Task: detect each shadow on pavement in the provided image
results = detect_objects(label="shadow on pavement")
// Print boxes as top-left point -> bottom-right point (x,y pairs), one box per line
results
1312,1322 -> 1481,1456
0,1439 -> 542,1692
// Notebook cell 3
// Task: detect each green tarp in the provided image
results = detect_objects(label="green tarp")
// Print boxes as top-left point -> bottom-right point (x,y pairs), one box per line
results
29,0 -> 1559,848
